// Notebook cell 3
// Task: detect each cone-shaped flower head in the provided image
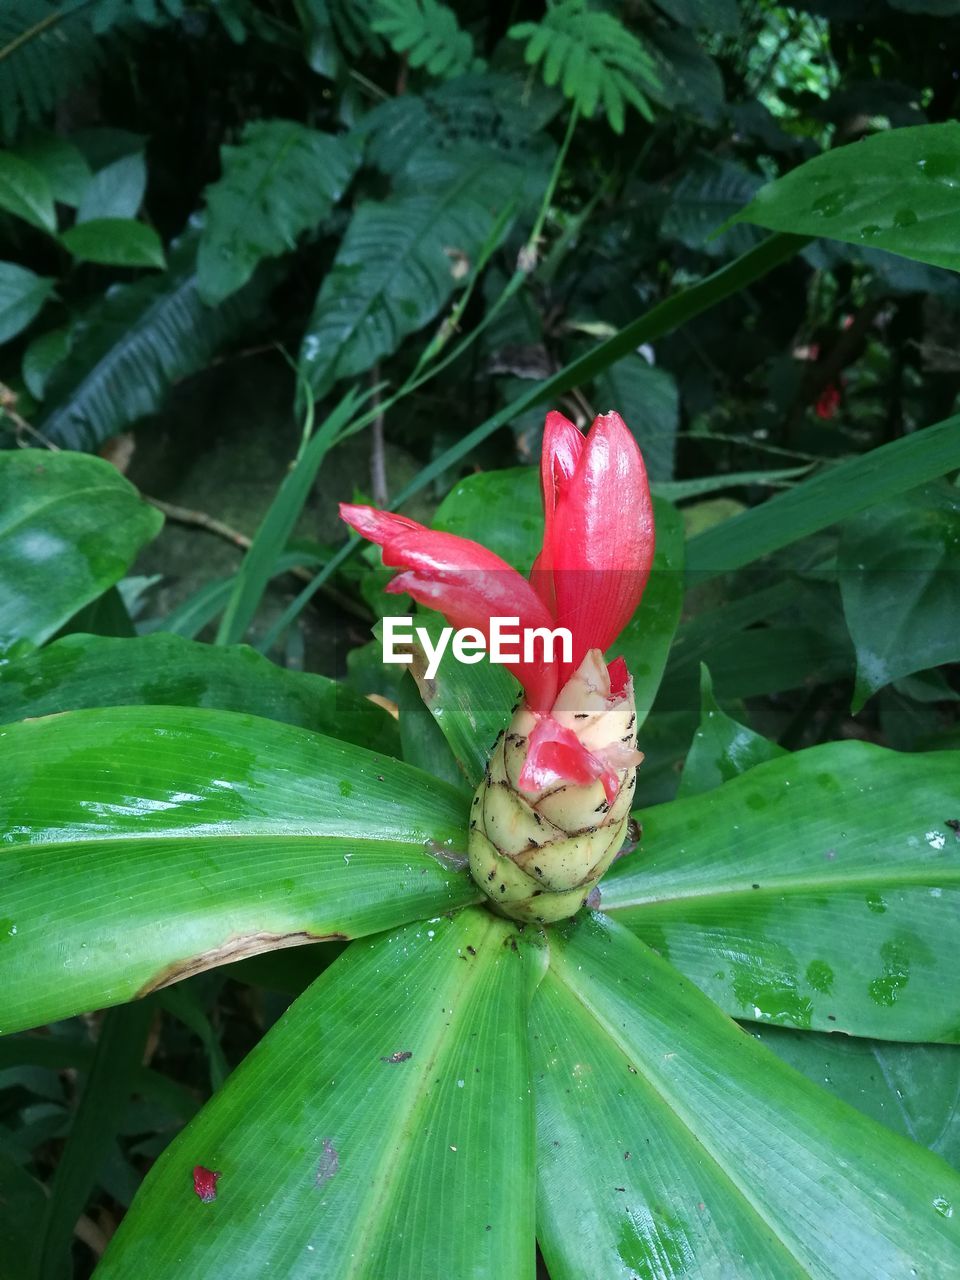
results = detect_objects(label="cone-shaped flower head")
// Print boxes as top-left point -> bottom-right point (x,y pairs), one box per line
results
340,410 -> 654,923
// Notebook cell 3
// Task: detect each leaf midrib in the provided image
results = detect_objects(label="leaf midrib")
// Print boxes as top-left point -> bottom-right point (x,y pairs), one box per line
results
548,950 -> 813,1277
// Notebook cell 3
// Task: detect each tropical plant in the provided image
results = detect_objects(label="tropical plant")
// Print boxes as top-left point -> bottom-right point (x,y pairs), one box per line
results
2,1 -> 960,1277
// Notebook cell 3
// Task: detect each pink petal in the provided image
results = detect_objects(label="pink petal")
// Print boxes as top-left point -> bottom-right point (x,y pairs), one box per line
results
340,503 -> 559,712
518,715 -> 620,804
551,412 -> 655,682
530,411 -> 585,614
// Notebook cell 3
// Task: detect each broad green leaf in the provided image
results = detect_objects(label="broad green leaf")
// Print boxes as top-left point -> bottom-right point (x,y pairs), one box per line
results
0,705 -> 477,1033
677,662 -> 787,797
0,150 -> 56,231
0,450 -> 162,658
839,483 -> 960,711
198,121 -> 361,305
603,741 -> 960,1041
14,131 -> 92,206
39,235 -> 266,450
300,152 -> 525,395
0,261 -> 55,344
432,466 -> 542,573
75,152 -> 146,222
535,913 -> 960,1279
21,325 -> 70,397
596,354 -> 678,481
738,122 -> 960,273
755,1025 -> 960,1172
97,910 -> 537,1280
60,217 -> 166,269
0,632 -> 399,755
686,414 -> 960,580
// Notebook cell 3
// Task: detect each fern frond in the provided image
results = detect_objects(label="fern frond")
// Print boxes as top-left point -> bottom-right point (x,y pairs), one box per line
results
371,0 -> 480,79
509,0 -> 660,133
40,233 -> 269,450
198,120 -> 362,305
0,0 -> 100,142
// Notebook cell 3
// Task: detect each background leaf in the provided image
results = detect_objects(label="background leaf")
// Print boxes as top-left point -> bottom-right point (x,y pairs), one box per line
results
198,121 -> 361,305
0,150 -> 56,231
0,261 -> 54,343
60,216 -> 166,269
738,122 -> 960,273
677,662 -> 787,797
839,482 -> 960,711
0,449 -> 162,657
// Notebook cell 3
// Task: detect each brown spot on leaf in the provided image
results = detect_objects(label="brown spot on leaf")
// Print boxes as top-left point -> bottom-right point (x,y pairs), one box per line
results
136,930 -> 347,996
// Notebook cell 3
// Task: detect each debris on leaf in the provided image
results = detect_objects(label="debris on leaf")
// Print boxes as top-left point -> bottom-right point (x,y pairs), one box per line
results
316,1138 -> 339,1187
381,1050 -> 413,1064
192,1165 -> 221,1203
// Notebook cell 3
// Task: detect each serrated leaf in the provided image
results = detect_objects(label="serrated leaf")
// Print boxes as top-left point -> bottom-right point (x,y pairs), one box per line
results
38,234 -> 267,450
198,120 -> 361,305
0,150 -> 56,231
0,450 -> 162,657
0,261 -> 55,344
60,216 -> 166,268
300,152 -> 524,395
663,154 -> 763,257
604,740 -> 960,1041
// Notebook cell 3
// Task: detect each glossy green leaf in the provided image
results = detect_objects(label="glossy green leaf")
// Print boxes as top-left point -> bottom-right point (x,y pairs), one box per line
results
0,150 -> 56,231
21,325 -> 70,397
0,261 -> 55,344
75,152 -> 146,222
97,910 -> 537,1280
686,413 -> 960,580
14,131 -> 92,207
60,217 -> 166,269
198,121 -> 361,305
0,632 -> 399,755
754,1025 -> 960,1172
534,913 -> 960,1279
839,483 -> 960,711
738,122 -> 960,273
603,741 -> 960,1041
0,450 -> 163,657
677,663 -> 787,797
396,668 -> 470,794
0,705 -> 478,1034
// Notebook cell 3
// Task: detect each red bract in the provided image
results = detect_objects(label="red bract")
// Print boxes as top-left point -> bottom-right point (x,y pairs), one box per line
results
340,409 -> 654,788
